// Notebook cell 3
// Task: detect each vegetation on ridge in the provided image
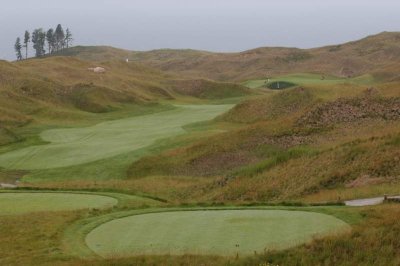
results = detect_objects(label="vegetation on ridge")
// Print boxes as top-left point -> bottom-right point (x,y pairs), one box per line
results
0,32 -> 399,266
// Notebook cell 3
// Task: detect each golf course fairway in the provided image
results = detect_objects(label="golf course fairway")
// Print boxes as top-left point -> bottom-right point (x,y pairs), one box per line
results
86,210 -> 349,257
0,104 -> 232,170
0,192 -> 118,215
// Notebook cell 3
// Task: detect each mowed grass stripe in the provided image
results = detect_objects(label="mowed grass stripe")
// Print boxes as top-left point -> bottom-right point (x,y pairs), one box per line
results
0,192 -> 118,215
86,210 -> 350,257
0,104 -> 232,170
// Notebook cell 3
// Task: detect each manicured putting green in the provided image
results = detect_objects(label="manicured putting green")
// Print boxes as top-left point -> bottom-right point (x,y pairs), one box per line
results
243,73 -> 376,89
0,104 -> 232,170
0,192 -> 118,215
86,210 -> 349,257
267,81 -> 297,90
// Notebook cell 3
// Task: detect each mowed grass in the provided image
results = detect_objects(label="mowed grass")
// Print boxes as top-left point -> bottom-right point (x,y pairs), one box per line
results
0,104 -> 232,170
0,192 -> 117,215
243,73 -> 376,89
86,210 -> 349,257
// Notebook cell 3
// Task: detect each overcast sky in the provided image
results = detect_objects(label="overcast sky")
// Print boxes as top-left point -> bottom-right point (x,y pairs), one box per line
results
1,0 -> 400,60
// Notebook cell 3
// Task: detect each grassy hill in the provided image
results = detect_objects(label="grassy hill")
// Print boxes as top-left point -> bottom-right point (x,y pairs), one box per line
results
127,84 -> 400,203
0,58 -> 163,145
1,32 -> 400,266
54,46 -> 133,61
3,32 -> 397,202
0,57 -> 250,146
62,32 -> 400,82
58,46 -> 212,63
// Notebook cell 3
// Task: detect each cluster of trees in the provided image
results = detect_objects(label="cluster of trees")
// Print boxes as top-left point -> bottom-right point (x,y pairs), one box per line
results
14,24 -> 73,60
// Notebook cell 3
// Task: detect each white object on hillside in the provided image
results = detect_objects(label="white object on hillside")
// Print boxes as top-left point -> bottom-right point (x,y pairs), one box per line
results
0,183 -> 17,188
345,195 -> 400,206
126,58 -> 129,63
88,67 -> 106,73
345,197 -> 384,206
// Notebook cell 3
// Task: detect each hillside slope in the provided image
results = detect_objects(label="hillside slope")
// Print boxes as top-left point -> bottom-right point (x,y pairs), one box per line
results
127,85 -> 400,203
63,32 -> 400,82
0,57 -> 250,146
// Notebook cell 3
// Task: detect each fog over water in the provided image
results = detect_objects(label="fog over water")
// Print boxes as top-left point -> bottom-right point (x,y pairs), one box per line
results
1,0 -> 400,60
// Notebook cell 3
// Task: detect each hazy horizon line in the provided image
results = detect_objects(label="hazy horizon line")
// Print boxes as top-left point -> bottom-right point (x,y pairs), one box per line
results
4,30 -> 397,62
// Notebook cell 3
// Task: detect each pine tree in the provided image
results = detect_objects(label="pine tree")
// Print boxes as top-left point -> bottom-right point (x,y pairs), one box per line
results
39,31 -> 47,56
14,37 -> 23,60
23,31 -> 30,59
46,28 -> 55,54
55,24 -> 65,52
32,29 -> 46,57
65,28 -> 73,48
